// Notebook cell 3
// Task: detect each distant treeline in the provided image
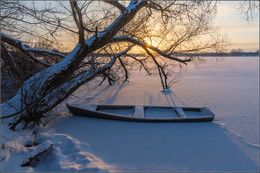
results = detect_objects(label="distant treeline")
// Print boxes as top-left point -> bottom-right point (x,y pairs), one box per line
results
86,52 -> 259,57
173,52 -> 259,57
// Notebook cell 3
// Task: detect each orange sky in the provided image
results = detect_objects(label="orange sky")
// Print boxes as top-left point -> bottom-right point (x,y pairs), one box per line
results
49,1 -> 259,53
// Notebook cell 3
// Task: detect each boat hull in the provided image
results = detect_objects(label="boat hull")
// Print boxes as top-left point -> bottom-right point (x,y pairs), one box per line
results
67,104 -> 214,122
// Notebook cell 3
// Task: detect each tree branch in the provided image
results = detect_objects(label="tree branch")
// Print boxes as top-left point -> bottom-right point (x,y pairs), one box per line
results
1,41 -> 25,81
110,35 -> 191,64
118,57 -> 129,82
21,140 -> 53,167
34,44 -> 135,114
1,32 -> 66,59
103,0 -> 127,13
70,0 -> 85,44
143,47 -> 167,89
125,53 -> 151,75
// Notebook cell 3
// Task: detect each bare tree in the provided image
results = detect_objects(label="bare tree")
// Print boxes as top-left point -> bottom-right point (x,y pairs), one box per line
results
1,0 -> 227,129
238,0 -> 259,21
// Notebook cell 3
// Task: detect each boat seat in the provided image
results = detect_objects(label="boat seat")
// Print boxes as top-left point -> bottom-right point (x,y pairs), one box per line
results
133,106 -> 145,118
175,107 -> 187,118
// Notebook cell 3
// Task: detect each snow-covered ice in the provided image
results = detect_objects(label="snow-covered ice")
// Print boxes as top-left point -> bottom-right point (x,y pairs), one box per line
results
1,56 -> 259,172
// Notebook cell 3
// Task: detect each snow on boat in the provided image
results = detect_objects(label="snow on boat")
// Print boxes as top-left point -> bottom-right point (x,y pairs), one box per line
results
67,104 -> 214,122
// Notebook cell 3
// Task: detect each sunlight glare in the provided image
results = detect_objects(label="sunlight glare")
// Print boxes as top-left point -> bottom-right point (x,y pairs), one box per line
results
144,37 -> 160,47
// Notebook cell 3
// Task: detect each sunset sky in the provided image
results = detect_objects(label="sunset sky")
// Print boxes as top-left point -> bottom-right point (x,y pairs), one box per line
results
22,1 -> 259,53
215,1 -> 259,52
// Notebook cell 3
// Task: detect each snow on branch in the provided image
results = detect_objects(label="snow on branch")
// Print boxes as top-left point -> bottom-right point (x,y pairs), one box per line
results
36,45 -> 135,114
21,140 -> 53,167
1,32 -> 66,59
110,36 -> 191,64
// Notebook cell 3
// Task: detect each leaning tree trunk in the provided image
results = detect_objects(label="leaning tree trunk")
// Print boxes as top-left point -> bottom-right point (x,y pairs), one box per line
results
1,1 -> 147,130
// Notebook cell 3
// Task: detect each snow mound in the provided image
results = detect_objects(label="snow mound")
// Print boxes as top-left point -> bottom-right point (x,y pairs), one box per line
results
34,132 -> 115,172
1,123 -> 115,172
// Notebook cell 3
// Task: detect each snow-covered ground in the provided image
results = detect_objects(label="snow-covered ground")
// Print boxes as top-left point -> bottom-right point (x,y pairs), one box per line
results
1,56 -> 259,172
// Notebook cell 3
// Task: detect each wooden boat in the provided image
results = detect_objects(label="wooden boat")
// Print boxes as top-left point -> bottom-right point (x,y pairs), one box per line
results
67,104 -> 214,122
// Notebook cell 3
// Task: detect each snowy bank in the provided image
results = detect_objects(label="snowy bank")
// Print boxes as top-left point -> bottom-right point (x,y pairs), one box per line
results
1,122 -> 115,172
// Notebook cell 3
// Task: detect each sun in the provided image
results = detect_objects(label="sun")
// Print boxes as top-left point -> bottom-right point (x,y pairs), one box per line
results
144,37 -> 160,47
145,38 -> 152,46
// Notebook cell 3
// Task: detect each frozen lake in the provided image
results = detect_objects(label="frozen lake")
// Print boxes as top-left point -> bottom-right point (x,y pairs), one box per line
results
47,56 -> 259,172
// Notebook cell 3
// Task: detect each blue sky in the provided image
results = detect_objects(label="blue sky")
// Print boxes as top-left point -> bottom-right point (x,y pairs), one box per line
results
215,1 -> 259,52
